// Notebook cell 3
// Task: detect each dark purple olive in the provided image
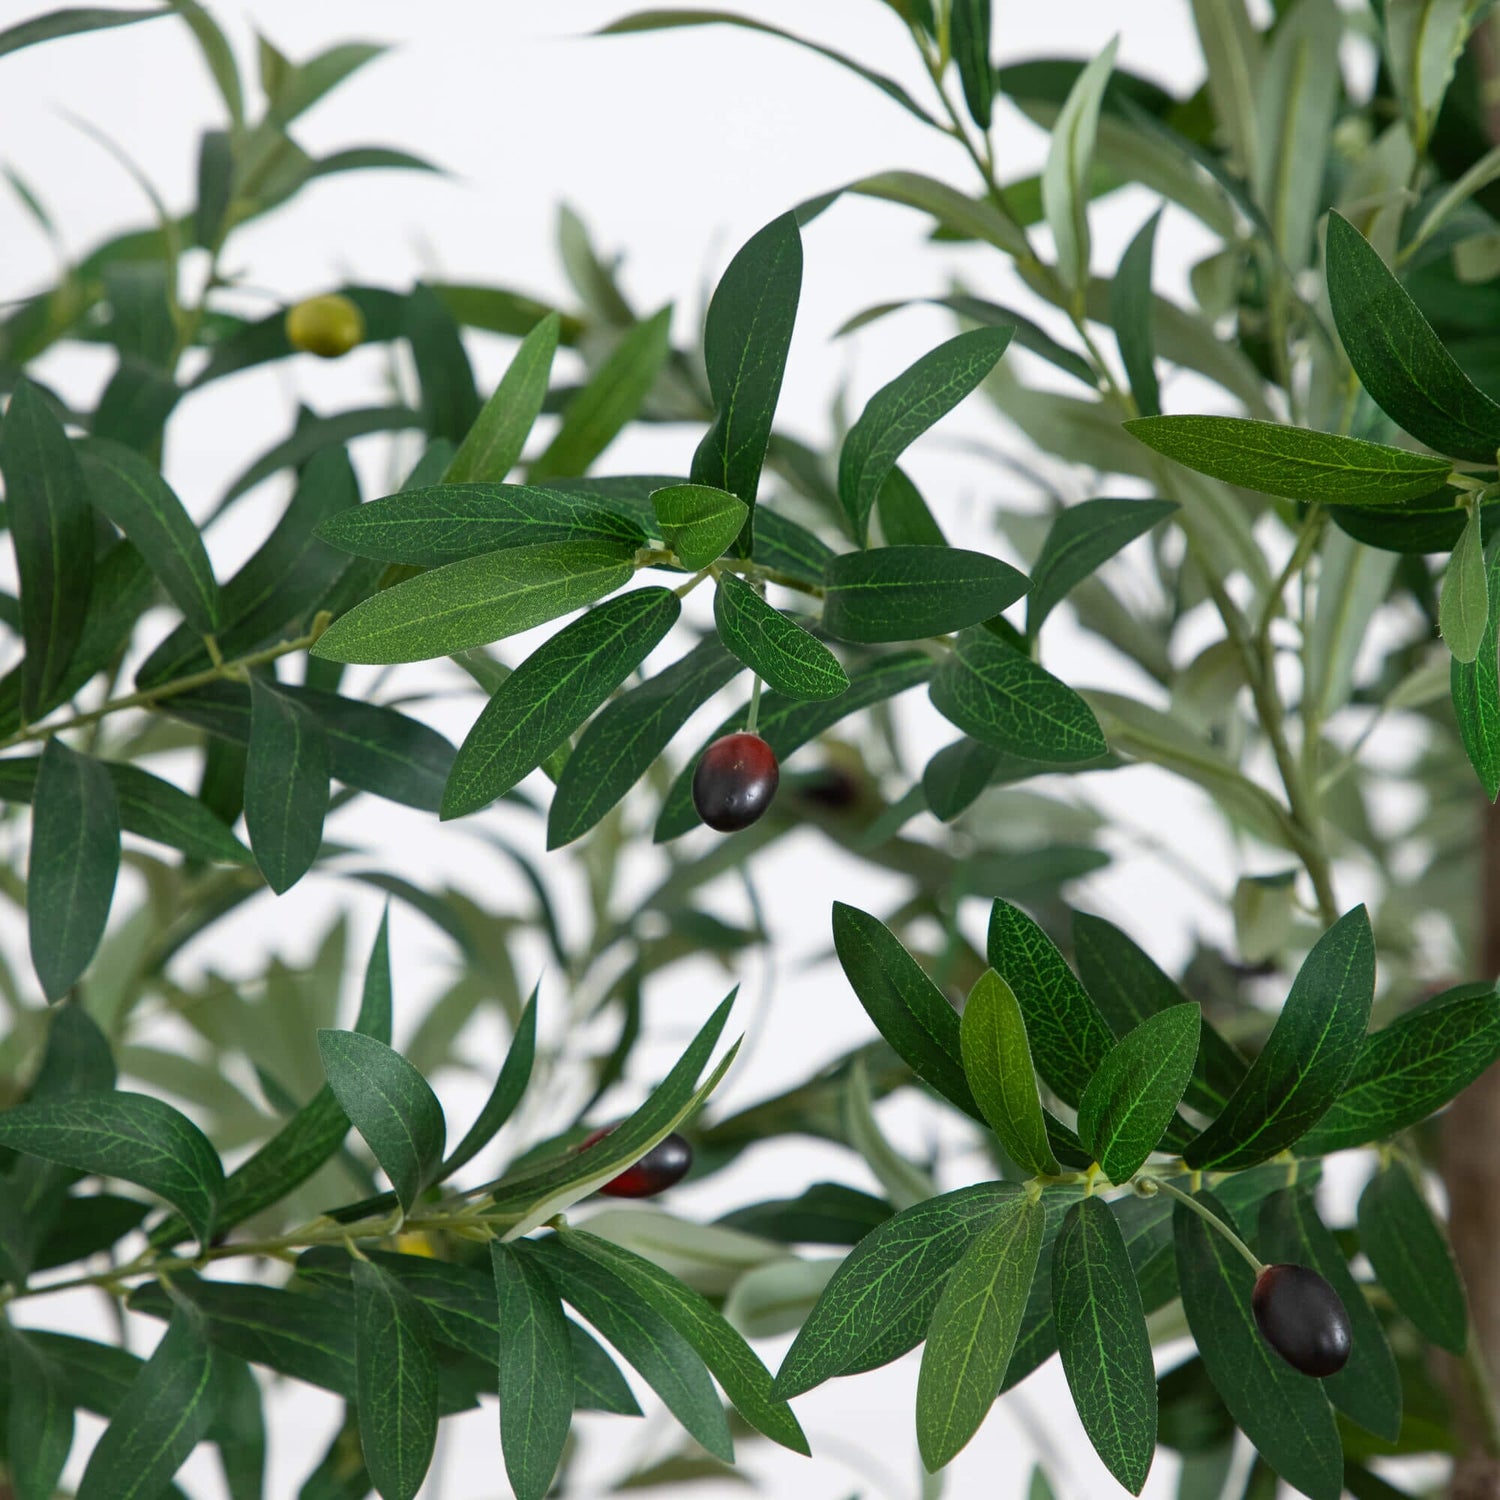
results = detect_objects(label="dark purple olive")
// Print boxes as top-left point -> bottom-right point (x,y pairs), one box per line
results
580,1127 -> 694,1198
1252,1263 -> 1352,1377
692,732 -> 779,832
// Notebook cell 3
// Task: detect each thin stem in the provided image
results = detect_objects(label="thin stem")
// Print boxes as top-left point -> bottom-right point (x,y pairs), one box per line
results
745,676 -> 764,735
1144,1177 -> 1266,1274
0,621 -> 329,754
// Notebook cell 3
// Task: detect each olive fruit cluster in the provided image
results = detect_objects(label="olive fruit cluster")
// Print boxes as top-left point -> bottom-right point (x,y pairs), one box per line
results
1252,1263 -> 1352,1377
692,732 -> 779,832
579,1128 -> 694,1198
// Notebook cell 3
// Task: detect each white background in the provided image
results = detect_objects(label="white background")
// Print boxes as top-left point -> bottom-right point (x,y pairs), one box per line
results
1,3 -> 1403,1498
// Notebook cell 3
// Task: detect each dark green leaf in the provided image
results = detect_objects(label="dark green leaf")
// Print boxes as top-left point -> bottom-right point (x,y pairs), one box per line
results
244,678 -> 330,894
315,483 -> 645,566
27,739 -> 120,1000
652,483 -> 749,568
523,1235 -> 733,1460
958,968 -> 1059,1175
1453,535 -> 1500,798
141,445 -> 362,687
1052,1196 -> 1156,1493
832,901 -> 980,1121
353,1259 -> 438,1500
773,1182 -> 1021,1399
752,506 -> 836,585
875,465 -> 946,546
1111,210 -> 1162,417
312,538 -> 636,665
654,650 -> 932,839
921,736 -> 1002,820
1072,911 -> 1246,1116
1442,504 -> 1488,663
1300,982 -> 1500,1153
1258,1188 -> 1401,1442
568,1321 -> 643,1415
823,546 -> 1028,643
690,210 -> 803,548
1077,1005 -> 1200,1182
1174,1192 -> 1342,1500
717,1182 -> 894,1246
530,307 -> 672,481
211,1354 -> 266,1500
1124,416 -> 1453,505
931,628 -> 1107,763
950,0 -> 993,128
548,636 -> 740,847
1327,212 -> 1500,463
916,1191 -> 1044,1470
193,127 -> 232,248
442,586 -> 680,817
32,1191 -> 149,1271
839,328 -> 1012,541
491,1243 -> 573,1500
5,1329 -> 74,1500
441,986 -> 537,1179
78,437 -> 220,633
713,573 -> 847,700
986,899 -> 1115,1108
1358,1161 -> 1468,1354
171,0 -> 244,126
316,1030 -> 446,1212
446,312 -> 559,483
0,6 -> 167,58
1185,907 -> 1374,1169
1027,498 -> 1177,634
404,283 -> 480,444
1,378 -> 94,714
75,1301 -> 221,1500
0,1089 -> 222,1245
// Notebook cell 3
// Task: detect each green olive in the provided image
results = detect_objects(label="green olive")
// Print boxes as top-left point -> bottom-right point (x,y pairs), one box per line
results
285,293 -> 365,358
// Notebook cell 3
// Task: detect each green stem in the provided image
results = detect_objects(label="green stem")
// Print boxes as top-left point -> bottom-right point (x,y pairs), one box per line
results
1145,1177 -> 1266,1274
746,676 -> 764,735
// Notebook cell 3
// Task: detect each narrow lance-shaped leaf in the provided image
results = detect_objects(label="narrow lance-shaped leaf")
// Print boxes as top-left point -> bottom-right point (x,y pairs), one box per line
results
445,311 -> 560,483
1077,1004 -> 1201,1182
1358,1160 -> 1468,1354
441,985 -> 538,1179
442,587 -> 681,818
916,1191 -> 1045,1471
931,627 -> 1107,764
1452,538 -> 1500,799
315,483 -> 645,566
556,1226 -> 808,1454
0,1090 -> 224,1247
1441,504 -> 1488,664
491,1243 -> 573,1500
713,573 -> 847,700
1052,1196 -> 1157,1494
1173,1192 -> 1343,1500
1111,208 -> 1162,416
244,677 -> 330,894
987,898 -> 1116,1107
0,6 -> 168,58
1258,1187 -> 1402,1443
530,306 -> 673,481
652,482 -> 749,568
1327,210 -> 1500,462
951,0 -> 993,128
317,1030 -> 447,1213
1299,981 -> 1500,1153
823,545 -> 1029,643
690,210 -> 803,551
1,378 -> 94,714
27,738 -> 120,1001
404,282 -> 480,443
313,537 -> 636,665
839,327 -> 1013,542
5,1330 -> 74,1500
522,1235 -> 733,1460
78,436 -> 220,632
1027,498 -> 1177,634
75,1300 -> 222,1500
774,1182 -> 1023,1400
1185,906 -> 1374,1169
353,1259 -> 439,1500
959,968 -> 1060,1175
1042,36 -> 1118,293
547,636 -> 741,848
1125,415 -> 1453,505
